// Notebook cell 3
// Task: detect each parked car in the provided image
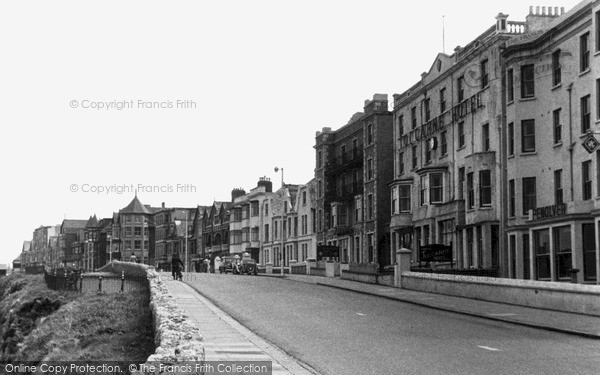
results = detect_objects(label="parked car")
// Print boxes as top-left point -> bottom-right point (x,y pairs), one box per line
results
218,256 -> 237,274
237,258 -> 258,275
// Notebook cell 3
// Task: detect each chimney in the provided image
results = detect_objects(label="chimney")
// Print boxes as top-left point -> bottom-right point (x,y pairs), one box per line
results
231,188 -> 246,202
363,93 -> 388,114
257,177 -> 273,193
161,202 -> 165,208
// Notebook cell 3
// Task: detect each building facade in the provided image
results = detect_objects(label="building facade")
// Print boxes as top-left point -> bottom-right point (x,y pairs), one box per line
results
114,196 -> 158,265
503,1 -> 600,284
153,204 -> 195,271
315,94 -> 393,269
202,201 -> 232,269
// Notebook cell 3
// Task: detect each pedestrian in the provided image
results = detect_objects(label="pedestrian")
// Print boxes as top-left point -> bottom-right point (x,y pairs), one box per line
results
130,253 -> 137,263
204,258 -> 210,273
171,253 -> 184,280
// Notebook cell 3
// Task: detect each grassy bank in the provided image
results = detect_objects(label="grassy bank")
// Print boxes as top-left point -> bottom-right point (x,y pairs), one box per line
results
0,273 -> 154,362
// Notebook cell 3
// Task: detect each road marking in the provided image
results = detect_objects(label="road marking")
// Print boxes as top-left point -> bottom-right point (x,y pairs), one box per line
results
356,312 -> 366,316
487,313 -> 518,317
477,345 -> 501,352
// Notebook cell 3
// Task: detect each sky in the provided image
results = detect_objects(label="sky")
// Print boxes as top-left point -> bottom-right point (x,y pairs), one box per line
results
0,0 -> 582,266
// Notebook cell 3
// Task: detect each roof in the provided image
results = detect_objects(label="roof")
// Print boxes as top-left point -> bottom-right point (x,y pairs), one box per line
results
120,196 -> 151,215
61,219 -> 88,230
85,214 -> 99,228
13,254 -> 21,262
22,241 -> 31,252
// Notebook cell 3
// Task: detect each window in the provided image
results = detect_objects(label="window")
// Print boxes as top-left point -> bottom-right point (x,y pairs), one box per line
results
583,223 -> 596,281
554,169 -> 563,205
482,123 -> 490,151
367,124 -> 373,144
523,233 -> 530,280
134,227 -> 141,236
302,191 -> 307,205
479,170 -> 492,206
420,175 -> 427,206
355,199 -> 361,222
509,179 -> 515,217
583,160 -> 592,200
554,226 -> 572,280
581,95 -> 591,133
399,185 -> 411,212
424,98 -> 431,122
467,172 -> 474,209
522,177 -> 536,215
317,150 -> 322,169
458,167 -> 465,200
508,122 -> 514,156
411,107 -> 417,129
302,215 -> 307,235
251,201 -> 259,216
458,121 -> 465,148
553,109 -> 562,144
521,64 -> 535,98
441,131 -> 447,156
597,79 -> 600,120
367,158 -> 373,180
552,50 -> 561,86
507,69 -> 514,102
264,224 -> 269,242
597,10 -> 600,52
391,187 -> 398,214
480,59 -> 489,88
440,88 -> 446,113
534,229 -> 550,280
318,180 -> 323,197
457,76 -> 465,102
412,145 -> 418,169
367,194 -> 373,220
521,119 -> 535,153
398,152 -> 404,175
430,173 -> 443,204
398,115 -> 404,137
424,139 -> 431,164
580,32 -> 589,72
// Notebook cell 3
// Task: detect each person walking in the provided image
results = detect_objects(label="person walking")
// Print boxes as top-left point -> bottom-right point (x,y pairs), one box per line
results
171,253 -> 184,281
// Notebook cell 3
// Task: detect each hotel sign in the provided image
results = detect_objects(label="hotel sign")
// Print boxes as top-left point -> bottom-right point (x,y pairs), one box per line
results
582,135 -> 600,154
529,203 -> 567,221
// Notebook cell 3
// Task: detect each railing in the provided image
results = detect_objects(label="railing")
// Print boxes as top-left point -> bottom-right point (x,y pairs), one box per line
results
44,269 -> 149,293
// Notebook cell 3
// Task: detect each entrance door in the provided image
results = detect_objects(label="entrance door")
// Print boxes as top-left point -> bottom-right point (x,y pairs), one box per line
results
583,224 -> 596,281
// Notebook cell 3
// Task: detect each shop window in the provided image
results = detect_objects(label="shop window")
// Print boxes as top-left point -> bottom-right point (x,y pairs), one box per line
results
534,229 -> 550,280
553,226 -> 572,280
523,233 -> 530,280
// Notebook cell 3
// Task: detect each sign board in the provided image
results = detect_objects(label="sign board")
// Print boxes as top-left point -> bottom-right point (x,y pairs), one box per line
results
529,203 -> 567,221
582,135 -> 600,153
317,245 -> 339,260
419,244 -> 452,262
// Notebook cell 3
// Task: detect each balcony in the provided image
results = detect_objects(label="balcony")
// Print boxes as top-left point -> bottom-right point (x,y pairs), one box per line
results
334,183 -> 364,201
327,150 -> 363,174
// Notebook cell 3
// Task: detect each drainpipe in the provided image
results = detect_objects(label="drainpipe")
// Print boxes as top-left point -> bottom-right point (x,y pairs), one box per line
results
499,43 -> 509,278
567,83 -> 574,201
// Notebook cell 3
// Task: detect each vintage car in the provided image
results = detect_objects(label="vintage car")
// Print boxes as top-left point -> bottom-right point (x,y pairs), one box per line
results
218,257 -> 258,275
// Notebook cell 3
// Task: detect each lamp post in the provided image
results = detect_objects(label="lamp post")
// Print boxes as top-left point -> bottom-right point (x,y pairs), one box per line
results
185,213 -> 189,273
107,234 -> 113,264
275,167 -> 285,277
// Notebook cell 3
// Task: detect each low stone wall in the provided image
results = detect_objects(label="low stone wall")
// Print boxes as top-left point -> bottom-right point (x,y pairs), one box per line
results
401,271 -> 600,316
341,270 -> 394,286
309,267 -> 326,277
99,261 -> 204,368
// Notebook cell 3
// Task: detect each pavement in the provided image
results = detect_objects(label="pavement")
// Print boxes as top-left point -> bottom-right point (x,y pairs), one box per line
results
162,275 -> 318,375
163,272 -> 600,374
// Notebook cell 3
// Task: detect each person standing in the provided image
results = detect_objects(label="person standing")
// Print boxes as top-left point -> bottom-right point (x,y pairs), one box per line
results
171,253 -> 184,280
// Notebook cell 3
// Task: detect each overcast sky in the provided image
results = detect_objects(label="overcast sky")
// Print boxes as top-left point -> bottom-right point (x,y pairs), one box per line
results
0,0 -> 581,266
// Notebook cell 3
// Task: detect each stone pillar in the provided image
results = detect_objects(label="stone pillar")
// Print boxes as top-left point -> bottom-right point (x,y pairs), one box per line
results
395,248 -> 412,288
265,262 -> 273,274
325,261 -> 336,278
306,258 -> 316,275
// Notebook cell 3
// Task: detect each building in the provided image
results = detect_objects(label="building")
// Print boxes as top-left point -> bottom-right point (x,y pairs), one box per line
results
83,215 -> 99,271
503,1 -> 600,283
189,205 -> 212,271
24,225 -> 60,271
314,94 -> 393,269
114,195 -> 159,265
202,201 -> 232,269
12,253 -> 22,273
59,219 -> 88,268
153,203 -> 195,271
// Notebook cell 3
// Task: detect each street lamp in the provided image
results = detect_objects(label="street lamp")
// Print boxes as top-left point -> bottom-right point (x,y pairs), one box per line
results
274,166 -> 285,277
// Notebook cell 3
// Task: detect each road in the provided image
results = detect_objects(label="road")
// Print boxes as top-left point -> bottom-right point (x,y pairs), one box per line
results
183,273 -> 600,375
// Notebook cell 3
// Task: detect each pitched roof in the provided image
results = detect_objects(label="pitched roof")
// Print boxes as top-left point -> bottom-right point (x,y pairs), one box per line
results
61,219 -> 88,230
120,196 -> 151,215
85,214 -> 99,228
